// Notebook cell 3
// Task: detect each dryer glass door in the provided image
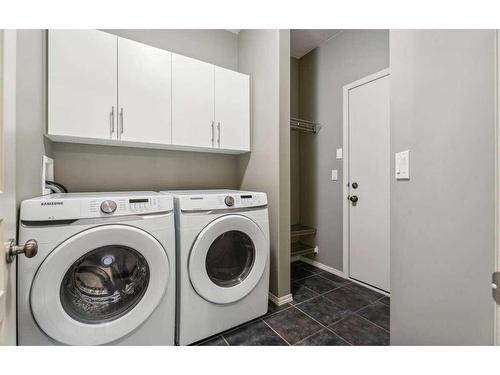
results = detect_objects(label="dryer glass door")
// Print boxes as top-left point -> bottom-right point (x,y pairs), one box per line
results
30,224 -> 170,346
205,230 -> 255,287
189,215 -> 269,304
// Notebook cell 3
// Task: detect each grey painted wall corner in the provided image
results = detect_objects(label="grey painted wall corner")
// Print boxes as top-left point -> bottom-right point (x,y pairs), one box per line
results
297,29 -> 389,272
237,29 -> 291,298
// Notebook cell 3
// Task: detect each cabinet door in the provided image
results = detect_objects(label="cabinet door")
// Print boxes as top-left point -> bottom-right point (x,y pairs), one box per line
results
48,30 -> 117,139
215,67 -> 250,151
117,38 -> 172,144
172,53 -> 214,148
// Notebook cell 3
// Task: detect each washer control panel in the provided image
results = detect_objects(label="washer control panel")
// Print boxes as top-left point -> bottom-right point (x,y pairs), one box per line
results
89,196 -> 169,216
20,193 -> 174,222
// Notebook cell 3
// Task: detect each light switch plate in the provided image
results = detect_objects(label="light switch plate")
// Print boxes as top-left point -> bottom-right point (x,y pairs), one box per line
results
395,150 -> 410,180
331,169 -> 338,181
336,148 -> 343,159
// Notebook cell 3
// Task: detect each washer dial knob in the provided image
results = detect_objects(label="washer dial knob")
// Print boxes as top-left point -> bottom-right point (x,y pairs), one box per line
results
100,200 -> 117,214
224,196 -> 235,207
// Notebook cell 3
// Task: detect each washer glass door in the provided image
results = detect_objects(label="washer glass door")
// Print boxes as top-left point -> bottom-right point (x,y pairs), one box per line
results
30,224 -> 170,346
189,215 -> 268,304
60,245 -> 150,324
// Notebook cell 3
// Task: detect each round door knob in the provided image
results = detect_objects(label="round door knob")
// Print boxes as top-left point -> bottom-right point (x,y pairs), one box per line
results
6,238 -> 38,264
100,200 -> 117,214
349,195 -> 358,203
224,196 -> 235,207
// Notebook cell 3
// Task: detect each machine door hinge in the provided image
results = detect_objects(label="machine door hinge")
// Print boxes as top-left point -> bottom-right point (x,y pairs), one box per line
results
492,272 -> 500,304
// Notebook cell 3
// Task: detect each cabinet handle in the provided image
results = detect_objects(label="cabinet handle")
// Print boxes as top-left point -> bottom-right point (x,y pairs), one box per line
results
211,121 -> 215,146
119,108 -> 124,138
110,106 -> 115,137
217,122 -> 221,147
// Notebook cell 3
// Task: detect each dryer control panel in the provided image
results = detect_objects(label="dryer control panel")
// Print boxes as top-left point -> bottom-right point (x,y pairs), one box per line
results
20,192 -> 174,222
164,190 -> 268,212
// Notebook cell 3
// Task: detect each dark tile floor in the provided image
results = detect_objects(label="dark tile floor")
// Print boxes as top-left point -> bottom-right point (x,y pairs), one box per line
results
197,261 -> 390,346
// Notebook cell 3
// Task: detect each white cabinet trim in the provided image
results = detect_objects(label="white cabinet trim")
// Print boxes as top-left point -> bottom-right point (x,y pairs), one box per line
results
45,133 -> 249,154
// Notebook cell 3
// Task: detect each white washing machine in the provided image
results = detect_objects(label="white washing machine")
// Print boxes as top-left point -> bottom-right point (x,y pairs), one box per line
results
162,190 -> 270,345
17,192 -> 176,346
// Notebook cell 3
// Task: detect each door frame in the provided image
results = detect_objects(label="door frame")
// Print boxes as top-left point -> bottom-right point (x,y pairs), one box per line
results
342,68 -> 391,291
0,29 -> 17,345
495,30 -> 499,346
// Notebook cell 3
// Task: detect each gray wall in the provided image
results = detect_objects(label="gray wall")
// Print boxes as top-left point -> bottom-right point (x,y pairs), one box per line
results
390,30 -> 495,345
237,30 -> 291,298
52,29 -> 240,192
16,30 -> 52,207
299,30 -> 389,270
290,57 -> 300,225
278,30 -> 291,298
53,143 -> 239,192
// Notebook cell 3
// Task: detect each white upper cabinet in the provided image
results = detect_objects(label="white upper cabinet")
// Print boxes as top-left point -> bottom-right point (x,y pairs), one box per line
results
48,30 -> 117,140
215,67 -> 250,151
171,53 -> 215,148
48,30 -> 250,154
117,38 -> 172,144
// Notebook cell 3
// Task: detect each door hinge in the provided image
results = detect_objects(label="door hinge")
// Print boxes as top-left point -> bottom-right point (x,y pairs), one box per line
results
492,272 -> 500,304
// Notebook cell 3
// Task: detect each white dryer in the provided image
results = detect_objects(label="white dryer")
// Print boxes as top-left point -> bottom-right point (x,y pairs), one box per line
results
17,192 -> 175,346
162,190 -> 270,345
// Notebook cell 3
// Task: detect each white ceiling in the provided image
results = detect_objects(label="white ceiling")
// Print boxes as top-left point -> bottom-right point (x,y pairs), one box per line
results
291,29 -> 342,59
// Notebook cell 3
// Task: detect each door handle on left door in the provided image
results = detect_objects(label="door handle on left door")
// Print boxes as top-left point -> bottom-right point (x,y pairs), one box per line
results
6,239 -> 38,264
119,108 -> 124,138
217,122 -> 221,147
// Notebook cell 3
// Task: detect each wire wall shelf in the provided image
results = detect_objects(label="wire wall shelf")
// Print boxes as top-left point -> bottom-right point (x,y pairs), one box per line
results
290,117 -> 321,134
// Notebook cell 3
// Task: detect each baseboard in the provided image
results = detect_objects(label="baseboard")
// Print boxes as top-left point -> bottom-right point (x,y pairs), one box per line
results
299,256 -> 390,297
298,256 -> 347,278
268,292 -> 293,306
348,278 -> 390,297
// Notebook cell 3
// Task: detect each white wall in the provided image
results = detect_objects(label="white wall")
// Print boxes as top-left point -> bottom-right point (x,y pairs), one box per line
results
298,30 -> 389,271
52,29 -> 240,192
390,30 -> 495,345
237,29 -> 291,298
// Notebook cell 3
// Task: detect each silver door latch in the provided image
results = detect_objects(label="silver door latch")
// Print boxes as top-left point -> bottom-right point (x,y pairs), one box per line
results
6,238 -> 38,264
492,272 -> 500,304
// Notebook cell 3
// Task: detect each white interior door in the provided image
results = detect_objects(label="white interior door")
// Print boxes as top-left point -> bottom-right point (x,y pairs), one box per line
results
117,37 -> 172,144
214,67 -> 250,151
48,30 -> 118,140
346,71 -> 390,292
0,30 -> 17,345
171,53 -> 214,148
